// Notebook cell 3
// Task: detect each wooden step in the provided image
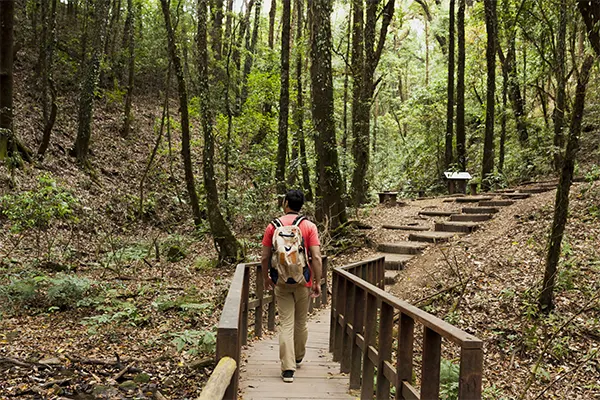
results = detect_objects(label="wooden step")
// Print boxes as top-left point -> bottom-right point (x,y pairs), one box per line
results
377,242 -> 428,255
455,196 -> 494,203
385,270 -> 400,285
408,231 -> 462,243
463,207 -> 499,214
435,221 -> 480,233
502,192 -> 531,199
450,214 -> 492,222
382,224 -> 429,231
479,200 -> 515,207
495,188 -> 516,193
376,253 -> 415,270
419,210 -> 455,217
520,187 -> 553,194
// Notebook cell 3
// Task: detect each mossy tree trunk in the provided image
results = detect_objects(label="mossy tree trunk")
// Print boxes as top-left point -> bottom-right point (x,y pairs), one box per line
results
309,0 -> 347,230
160,0 -> 203,227
275,0 -> 291,198
444,0 -> 455,169
198,0 -> 243,263
120,0 -> 136,138
539,55 -> 594,313
455,0 -> 466,172
552,0 -> 567,171
481,0 -> 496,191
72,0 -> 109,165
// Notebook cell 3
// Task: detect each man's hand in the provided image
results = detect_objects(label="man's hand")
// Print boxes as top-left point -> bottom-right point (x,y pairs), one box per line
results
264,277 -> 275,291
310,281 -> 321,298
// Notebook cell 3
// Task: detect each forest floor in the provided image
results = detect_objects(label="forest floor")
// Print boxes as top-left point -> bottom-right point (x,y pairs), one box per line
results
339,182 -> 600,400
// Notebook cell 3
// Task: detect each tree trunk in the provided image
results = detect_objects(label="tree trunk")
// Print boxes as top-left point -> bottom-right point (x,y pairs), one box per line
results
552,0 -> 567,171
309,0 -> 347,229
276,0 -> 291,197
498,65 -> 508,173
72,0 -> 109,166
578,0 -> 600,57
37,0 -> 58,158
159,0 -> 203,227
211,0 -> 224,60
224,0 -> 234,56
444,0 -> 455,169
481,0 -> 496,191
499,41 -> 528,146
456,0 -> 466,172
341,7 -> 351,186
120,0 -> 135,138
539,55 -> 594,313
294,0 -> 312,200
268,0 -> 276,49
0,0 -> 16,163
198,0 -> 243,263
350,0 -> 394,206
240,0 -> 261,109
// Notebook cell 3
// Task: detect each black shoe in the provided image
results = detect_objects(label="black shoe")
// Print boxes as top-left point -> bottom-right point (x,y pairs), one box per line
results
296,358 -> 303,367
281,370 -> 294,383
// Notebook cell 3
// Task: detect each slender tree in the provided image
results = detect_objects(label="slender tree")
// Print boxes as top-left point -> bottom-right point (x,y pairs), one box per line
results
240,0 -> 262,108
539,55 -> 594,312
211,0 -> 224,60
198,0 -> 243,263
37,0 -> 58,158
293,0 -> 313,200
276,0 -> 291,197
552,0 -> 567,171
268,0 -> 277,49
120,0 -> 136,138
159,0 -> 203,227
455,0 -> 466,172
309,0 -> 347,229
349,0 -> 395,206
498,65 -> 508,173
72,0 -> 110,165
481,0 -> 496,190
444,0 -> 455,169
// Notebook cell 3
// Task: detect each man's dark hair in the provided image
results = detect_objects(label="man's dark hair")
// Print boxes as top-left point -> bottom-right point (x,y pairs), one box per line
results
285,190 -> 305,212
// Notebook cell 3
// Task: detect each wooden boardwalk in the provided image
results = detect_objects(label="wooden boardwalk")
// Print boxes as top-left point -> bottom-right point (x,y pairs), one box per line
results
239,308 -> 355,400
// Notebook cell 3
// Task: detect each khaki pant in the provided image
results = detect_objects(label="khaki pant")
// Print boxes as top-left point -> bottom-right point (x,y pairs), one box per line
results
274,283 -> 309,372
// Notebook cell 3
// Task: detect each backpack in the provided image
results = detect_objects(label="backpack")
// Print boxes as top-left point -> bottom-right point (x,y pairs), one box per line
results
270,215 -> 308,285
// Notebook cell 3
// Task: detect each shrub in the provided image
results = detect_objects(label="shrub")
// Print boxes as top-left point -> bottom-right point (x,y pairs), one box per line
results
46,274 -> 93,308
0,174 -> 78,233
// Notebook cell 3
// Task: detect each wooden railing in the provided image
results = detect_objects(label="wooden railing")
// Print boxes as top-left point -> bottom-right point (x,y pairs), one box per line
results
331,256 -> 483,400
213,257 -> 328,399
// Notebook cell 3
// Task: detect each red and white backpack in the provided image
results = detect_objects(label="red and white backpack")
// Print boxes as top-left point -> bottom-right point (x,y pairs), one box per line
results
270,215 -> 308,285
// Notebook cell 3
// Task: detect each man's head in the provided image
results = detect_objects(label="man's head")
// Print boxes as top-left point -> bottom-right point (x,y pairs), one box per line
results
283,189 -> 305,212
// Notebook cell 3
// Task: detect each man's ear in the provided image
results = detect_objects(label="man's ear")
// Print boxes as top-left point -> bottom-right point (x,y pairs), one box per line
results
282,199 -> 288,210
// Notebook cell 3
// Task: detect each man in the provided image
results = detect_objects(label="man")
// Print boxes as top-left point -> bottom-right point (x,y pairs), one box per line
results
261,189 -> 322,383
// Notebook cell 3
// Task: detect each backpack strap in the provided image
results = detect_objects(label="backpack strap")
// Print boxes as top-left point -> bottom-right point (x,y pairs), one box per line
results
292,215 -> 306,227
271,218 -> 283,229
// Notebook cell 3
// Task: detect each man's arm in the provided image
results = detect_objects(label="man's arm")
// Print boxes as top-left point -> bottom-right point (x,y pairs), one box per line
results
309,245 -> 322,297
261,245 -> 274,290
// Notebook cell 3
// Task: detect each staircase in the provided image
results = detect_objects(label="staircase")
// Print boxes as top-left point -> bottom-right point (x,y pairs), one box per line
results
377,183 -> 556,285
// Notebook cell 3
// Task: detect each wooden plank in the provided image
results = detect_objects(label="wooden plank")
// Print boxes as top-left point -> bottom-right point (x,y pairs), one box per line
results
377,301 -> 394,400
334,276 -> 346,362
241,266 -> 250,346
401,381 -> 420,400
361,293 -> 377,400
341,280 -> 354,373
458,347 -> 483,399
420,327 -> 441,400
350,286 -> 365,390
397,313 -> 414,400
255,264 -> 264,338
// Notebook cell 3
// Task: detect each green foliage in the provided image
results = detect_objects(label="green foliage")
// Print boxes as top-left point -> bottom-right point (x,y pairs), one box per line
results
161,235 -> 190,262
0,174 -> 78,233
82,300 -> 147,334
440,358 -> 460,400
0,273 -> 94,312
193,256 -> 217,272
170,329 -> 217,356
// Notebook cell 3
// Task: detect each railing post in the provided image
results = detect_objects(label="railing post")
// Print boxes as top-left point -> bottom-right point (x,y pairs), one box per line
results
458,346 -> 483,399
361,292 -> 378,400
319,256 -> 328,308
240,266 -> 250,345
376,301 -> 394,400
350,285 -> 365,390
334,275 -> 346,362
216,327 -> 239,400
341,280 -> 355,373
255,264 -> 264,338
329,271 -> 338,354
421,327 -> 442,400
396,313 -> 414,400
